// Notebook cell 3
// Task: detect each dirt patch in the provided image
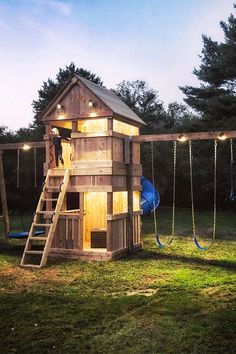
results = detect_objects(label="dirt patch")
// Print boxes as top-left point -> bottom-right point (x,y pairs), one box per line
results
201,286 -> 236,301
110,288 -> 157,297
0,266 -> 64,292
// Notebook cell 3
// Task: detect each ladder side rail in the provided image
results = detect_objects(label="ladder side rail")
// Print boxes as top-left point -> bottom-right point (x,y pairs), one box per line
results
21,169 -> 53,266
40,170 -> 70,267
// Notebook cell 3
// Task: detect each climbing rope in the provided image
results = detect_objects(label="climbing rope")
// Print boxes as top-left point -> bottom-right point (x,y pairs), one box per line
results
189,140 -> 217,250
151,141 -> 177,248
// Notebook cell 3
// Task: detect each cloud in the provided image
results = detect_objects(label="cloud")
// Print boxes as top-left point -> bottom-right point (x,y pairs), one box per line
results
48,0 -> 72,16
33,0 -> 73,16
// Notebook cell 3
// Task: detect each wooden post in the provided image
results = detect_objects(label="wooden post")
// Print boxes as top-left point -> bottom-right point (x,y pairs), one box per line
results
107,118 -> 113,252
127,139 -> 133,252
0,150 -> 10,237
44,123 -> 52,174
79,192 -> 84,250
71,120 -> 77,163
107,192 -> 113,251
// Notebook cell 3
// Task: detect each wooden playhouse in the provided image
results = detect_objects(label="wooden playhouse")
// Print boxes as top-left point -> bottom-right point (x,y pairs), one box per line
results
21,75 -> 145,267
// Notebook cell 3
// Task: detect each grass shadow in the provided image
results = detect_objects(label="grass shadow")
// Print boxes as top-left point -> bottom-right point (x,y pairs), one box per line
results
121,249 -> 236,271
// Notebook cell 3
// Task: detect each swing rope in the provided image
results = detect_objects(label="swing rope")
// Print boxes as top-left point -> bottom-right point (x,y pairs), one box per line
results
151,141 -> 177,248
189,140 -> 217,250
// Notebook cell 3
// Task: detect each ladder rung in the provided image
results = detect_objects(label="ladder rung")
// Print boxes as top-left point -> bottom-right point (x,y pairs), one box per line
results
29,237 -> 47,241
37,211 -> 54,215
41,198 -> 58,201
33,223 -> 51,227
25,250 -> 43,255
47,186 -> 60,190
21,264 -> 41,268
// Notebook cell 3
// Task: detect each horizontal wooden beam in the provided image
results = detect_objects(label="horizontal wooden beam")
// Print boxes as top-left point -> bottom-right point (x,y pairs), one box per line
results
132,130 -> 236,143
71,130 -> 130,140
0,141 -> 45,151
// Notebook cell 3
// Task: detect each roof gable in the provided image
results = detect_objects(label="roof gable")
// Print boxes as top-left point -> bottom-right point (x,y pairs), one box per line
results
40,74 -> 145,126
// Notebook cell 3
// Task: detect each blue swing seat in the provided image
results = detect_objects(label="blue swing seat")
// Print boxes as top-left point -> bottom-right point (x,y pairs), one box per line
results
8,230 -> 45,239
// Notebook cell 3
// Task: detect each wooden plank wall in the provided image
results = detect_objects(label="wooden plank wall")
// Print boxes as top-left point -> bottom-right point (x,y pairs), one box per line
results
133,214 -> 141,245
52,214 -> 81,249
74,137 -> 112,161
111,217 -> 127,250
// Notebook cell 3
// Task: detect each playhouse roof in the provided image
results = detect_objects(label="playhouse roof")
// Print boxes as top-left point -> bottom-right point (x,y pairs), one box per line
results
40,74 -> 145,126
77,76 -> 145,125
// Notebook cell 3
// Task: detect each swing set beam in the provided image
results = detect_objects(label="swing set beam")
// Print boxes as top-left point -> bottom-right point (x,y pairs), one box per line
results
133,130 -> 236,143
0,141 -> 45,150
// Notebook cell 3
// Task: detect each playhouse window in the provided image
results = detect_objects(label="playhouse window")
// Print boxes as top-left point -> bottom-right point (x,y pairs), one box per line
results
66,192 -> 80,211
113,120 -> 139,136
113,192 -> 128,214
78,118 -> 108,133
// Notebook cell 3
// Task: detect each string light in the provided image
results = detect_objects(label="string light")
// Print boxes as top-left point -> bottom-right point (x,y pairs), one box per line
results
178,134 -> 187,142
218,132 -> 227,141
22,144 -> 31,151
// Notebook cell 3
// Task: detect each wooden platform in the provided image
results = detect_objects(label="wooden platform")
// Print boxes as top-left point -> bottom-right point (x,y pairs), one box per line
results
49,242 -> 143,261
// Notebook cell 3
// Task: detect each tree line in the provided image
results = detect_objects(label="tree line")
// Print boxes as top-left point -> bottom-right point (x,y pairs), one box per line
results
1,5 -> 235,212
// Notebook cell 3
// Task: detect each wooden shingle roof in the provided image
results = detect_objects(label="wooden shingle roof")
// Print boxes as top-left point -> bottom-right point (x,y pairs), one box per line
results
77,75 -> 145,126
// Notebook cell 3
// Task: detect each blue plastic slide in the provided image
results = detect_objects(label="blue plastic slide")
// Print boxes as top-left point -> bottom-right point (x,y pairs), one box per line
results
141,176 -> 160,215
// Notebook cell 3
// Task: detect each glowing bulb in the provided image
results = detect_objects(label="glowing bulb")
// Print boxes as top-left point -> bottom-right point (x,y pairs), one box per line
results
88,99 -> 93,107
22,144 -> 31,151
178,134 -> 187,142
89,112 -> 97,117
57,104 -> 62,110
218,132 -> 227,141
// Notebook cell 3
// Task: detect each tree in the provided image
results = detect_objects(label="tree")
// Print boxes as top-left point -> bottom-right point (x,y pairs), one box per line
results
165,102 -> 199,131
115,80 -> 167,134
0,126 -> 15,144
32,62 -> 103,128
180,5 -> 236,130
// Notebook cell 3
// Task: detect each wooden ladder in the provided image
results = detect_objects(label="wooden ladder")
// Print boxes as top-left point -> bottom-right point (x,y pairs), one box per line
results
21,169 -> 70,268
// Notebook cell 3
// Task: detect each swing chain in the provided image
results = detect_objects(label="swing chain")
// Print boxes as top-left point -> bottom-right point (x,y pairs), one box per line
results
189,141 -> 196,238
151,142 -> 157,235
151,141 -> 177,247
213,140 -> 217,240
17,149 -> 20,189
189,140 -> 217,243
230,139 -> 236,201
34,147 -> 37,188
172,141 -> 177,238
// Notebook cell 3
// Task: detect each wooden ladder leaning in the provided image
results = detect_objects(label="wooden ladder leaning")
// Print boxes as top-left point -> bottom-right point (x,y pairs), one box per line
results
21,169 -> 70,268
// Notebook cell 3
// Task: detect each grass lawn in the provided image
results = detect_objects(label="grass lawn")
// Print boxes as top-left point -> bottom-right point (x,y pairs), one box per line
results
0,208 -> 235,354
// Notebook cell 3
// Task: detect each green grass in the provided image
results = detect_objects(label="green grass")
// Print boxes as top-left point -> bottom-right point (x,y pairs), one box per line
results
0,209 -> 235,354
